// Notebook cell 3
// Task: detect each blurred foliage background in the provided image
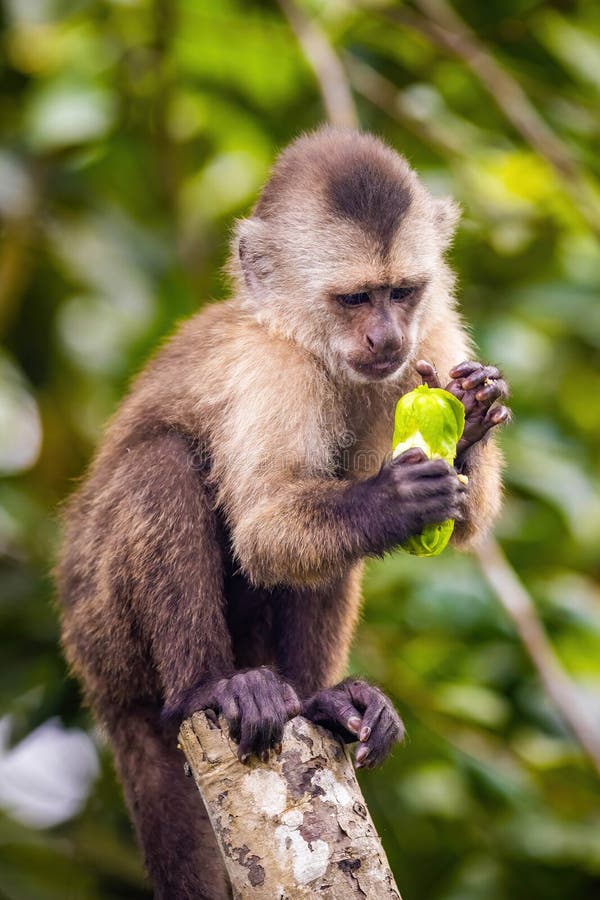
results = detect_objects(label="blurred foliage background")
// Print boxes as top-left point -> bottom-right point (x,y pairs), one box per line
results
1,0 -> 600,897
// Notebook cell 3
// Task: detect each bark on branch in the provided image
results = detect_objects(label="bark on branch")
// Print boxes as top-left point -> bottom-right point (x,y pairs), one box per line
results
388,0 -> 600,235
476,537 -> 600,776
179,712 -> 402,899
277,0 -> 358,129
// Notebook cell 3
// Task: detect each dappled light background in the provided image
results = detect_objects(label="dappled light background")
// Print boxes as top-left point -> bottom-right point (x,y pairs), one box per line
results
1,1 -> 600,898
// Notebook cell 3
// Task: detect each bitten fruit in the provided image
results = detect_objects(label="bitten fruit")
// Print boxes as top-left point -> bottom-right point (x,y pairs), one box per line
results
392,384 -> 466,557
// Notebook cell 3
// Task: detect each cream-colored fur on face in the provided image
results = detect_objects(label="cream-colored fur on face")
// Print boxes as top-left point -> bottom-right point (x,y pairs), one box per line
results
228,128 -> 461,386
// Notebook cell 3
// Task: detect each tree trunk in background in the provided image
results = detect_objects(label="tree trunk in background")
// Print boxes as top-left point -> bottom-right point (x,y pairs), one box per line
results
179,713 -> 402,899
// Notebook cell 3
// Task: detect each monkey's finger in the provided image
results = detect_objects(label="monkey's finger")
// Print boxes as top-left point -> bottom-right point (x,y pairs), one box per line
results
404,458 -> 453,478
367,705 -> 405,746
357,731 -> 387,769
461,365 -> 502,390
444,378 -> 465,398
256,708 -> 286,756
302,688 -> 364,741
452,492 -> 469,523
220,694 -> 241,742
343,683 -> 403,768
358,697 -> 388,742
360,720 -> 403,769
355,743 -> 370,768
282,683 -> 302,718
482,404 -> 511,433
418,496 -> 465,523
235,690 -> 263,759
393,447 -> 428,465
410,475 -> 464,499
449,360 -> 480,379
391,458 -> 450,479
344,680 -> 376,710
325,693 -> 365,737
251,683 -> 290,753
356,704 -> 403,769
416,359 -> 441,389
474,381 -> 503,404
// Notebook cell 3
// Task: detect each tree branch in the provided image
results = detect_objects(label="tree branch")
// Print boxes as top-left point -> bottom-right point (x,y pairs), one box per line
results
386,0 -> 600,234
179,712 -> 402,898
345,53 -> 467,158
476,537 -> 600,776
277,0 -> 359,129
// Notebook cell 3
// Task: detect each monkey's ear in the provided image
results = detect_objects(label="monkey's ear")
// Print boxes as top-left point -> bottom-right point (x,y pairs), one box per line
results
234,217 -> 274,294
433,197 -> 461,249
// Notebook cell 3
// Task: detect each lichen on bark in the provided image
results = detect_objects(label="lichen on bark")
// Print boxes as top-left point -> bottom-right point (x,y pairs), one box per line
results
179,712 -> 402,899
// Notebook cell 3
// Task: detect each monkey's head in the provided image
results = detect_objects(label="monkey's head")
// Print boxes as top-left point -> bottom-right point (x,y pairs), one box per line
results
231,127 -> 459,384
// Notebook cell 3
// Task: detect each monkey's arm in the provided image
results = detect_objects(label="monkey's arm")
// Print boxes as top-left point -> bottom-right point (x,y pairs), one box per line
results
418,312 -> 509,548
105,432 -> 236,718
80,431 -> 301,756
212,360 -> 462,587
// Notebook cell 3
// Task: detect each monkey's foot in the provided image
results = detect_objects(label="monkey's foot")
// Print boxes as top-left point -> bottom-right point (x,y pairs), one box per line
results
186,668 -> 301,763
302,679 -> 404,769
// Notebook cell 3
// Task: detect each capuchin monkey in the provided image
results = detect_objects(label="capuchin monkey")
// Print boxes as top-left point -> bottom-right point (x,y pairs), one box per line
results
57,127 -> 510,899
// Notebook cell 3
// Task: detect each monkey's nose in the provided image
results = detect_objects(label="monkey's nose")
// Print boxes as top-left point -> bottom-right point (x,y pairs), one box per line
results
365,328 -> 402,355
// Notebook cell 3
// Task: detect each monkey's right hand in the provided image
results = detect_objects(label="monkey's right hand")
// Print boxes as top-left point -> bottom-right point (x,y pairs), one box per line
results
181,668 -> 301,763
370,447 -> 467,548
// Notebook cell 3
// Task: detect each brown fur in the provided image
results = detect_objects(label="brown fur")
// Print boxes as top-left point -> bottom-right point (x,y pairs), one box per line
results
56,127 -> 504,899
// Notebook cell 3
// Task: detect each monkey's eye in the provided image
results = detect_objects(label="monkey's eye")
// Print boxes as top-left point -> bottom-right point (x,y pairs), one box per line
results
338,291 -> 370,307
391,286 -> 415,302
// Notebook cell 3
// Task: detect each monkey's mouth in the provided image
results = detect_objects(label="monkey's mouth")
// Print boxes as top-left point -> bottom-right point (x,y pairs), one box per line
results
349,356 -> 403,380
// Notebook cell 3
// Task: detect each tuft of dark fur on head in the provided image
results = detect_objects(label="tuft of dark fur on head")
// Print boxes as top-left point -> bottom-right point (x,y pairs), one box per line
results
326,155 -> 413,255
254,127 -> 415,255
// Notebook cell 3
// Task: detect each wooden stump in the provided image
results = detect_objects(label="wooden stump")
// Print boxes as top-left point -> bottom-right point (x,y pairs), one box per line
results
179,712 -> 402,899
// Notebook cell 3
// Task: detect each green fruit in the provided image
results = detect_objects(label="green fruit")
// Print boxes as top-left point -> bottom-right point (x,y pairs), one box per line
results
392,384 -> 465,557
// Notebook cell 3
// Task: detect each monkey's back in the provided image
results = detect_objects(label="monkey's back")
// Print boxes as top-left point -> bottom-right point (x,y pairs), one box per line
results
55,298 -> 336,715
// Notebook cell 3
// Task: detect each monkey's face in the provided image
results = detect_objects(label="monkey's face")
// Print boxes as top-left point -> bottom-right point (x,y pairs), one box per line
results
232,128 -> 459,384
327,279 -> 428,383
315,205 -> 448,385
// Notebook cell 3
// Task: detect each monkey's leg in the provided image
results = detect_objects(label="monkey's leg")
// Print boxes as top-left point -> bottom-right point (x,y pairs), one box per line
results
274,574 -> 404,769
102,432 -> 299,761
274,569 -> 364,698
108,707 -> 231,900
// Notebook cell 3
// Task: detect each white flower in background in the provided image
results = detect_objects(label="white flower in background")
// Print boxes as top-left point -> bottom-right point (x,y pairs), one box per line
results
0,353 -> 42,475
0,717 -> 99,828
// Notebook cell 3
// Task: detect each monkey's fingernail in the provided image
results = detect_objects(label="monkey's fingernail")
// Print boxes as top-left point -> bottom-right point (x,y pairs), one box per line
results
261,750 -> 270,762
348,716 -> 362,734
274,742 -> 283,754
356,745 -> 369,764
359,726 -> 371,742
240,753 -> 250,764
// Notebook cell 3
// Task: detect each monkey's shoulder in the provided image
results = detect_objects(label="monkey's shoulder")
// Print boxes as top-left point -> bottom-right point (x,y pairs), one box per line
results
91,299 -> 336,468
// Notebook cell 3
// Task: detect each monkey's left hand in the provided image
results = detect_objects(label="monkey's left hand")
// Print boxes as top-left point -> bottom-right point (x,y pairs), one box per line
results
301,679 -> 404,769
416,359 -> 510,465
